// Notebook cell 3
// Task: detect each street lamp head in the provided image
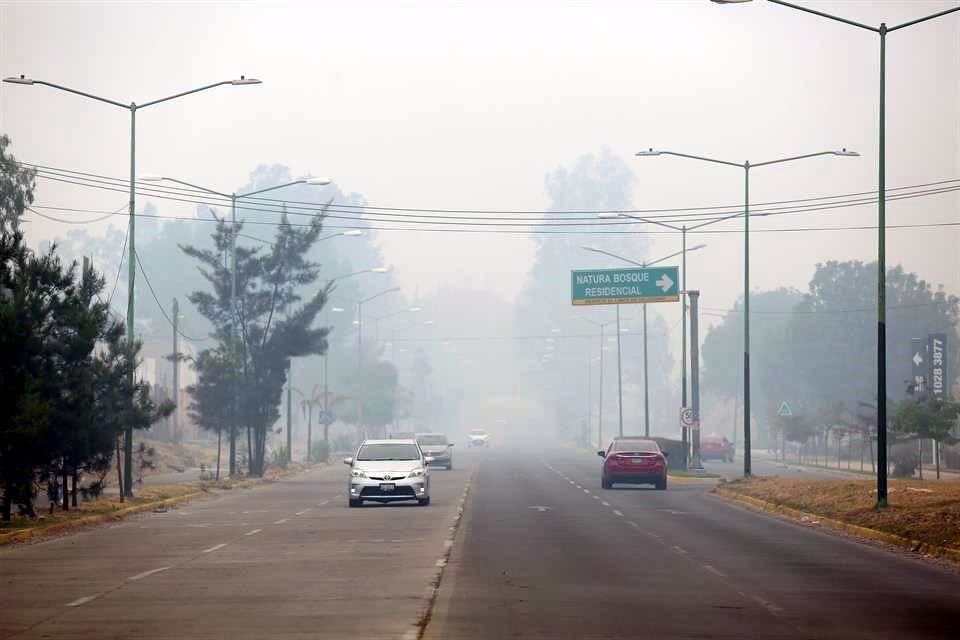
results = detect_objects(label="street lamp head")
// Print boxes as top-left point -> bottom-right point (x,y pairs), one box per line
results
409,307 -> 422,313
138,174 -> 165,182
3,75 -> 35,85
342,230 -> 363,237
834,148 -> 860,157
303,176 -> 331,186
635,148 -> 662,156
331,307 -> 345,313
423,320 -> 434,326
230,76 -> 262,85
595,213 -> 622,220
371,266 -> 390,273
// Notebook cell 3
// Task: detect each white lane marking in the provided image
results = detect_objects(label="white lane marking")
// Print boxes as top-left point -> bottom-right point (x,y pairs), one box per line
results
601,501 -> 611,507
128,566 -> 171,582
752,595 -> 785,616
202,543 -> 227,554
592,495 -> 600,500
568,480 -> 575,485
646,532 -> 662,541
295,509 -> 310,516
703,564 -> 726,577
66,595 -> 97,607
627,521 -> 639,528
612,510 -> 624,517
435,558 -> 447,567
316,500 -> 329,506
583,489 -> 590,494
671,545 -> 688,555
273,518 -> 288,525
402,629 -> 419,640
244,528 -> 262,536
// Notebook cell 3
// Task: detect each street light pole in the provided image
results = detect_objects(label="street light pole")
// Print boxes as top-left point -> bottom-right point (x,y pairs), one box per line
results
578,316 -> 615,448
616,305 -> 624,438
712,0 -> 960,510
356,287 -> 401,438
3,74 -> 261,495
142,174 -> 331,475
635,147 -> 857,477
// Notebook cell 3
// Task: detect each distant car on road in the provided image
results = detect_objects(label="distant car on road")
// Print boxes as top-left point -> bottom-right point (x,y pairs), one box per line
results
598,437 -> 668,490
416,433 -> 454,469
700,435 -> 734,463
344,439 -> 433,507
467,429 -> 490,448
388,431 -> 417,440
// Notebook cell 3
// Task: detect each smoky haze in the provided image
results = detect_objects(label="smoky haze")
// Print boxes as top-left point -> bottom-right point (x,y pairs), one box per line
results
1,0 -> 958,446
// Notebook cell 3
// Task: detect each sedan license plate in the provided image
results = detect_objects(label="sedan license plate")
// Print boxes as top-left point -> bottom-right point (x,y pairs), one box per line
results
631,459 -> 648,465
379,483 -> 396,492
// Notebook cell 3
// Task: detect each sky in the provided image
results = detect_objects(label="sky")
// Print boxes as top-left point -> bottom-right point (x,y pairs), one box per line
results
2,0 -> 958,321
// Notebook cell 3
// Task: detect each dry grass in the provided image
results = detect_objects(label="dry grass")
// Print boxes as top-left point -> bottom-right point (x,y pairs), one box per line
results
719,477 -> 960,550
0,484 -> 202,543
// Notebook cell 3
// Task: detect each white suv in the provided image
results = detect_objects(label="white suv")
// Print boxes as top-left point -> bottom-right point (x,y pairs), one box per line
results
344,439 -> 433,507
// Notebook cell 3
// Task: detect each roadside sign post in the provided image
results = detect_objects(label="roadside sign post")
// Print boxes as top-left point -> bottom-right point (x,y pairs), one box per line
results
929,333 -> 947,399
688,290 -> 703,470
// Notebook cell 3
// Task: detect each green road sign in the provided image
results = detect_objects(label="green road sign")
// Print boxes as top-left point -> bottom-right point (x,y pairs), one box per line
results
571,266 -> 679,306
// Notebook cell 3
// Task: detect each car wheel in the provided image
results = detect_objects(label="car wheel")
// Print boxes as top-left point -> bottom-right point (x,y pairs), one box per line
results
447,462 -> 453,470
417,497 -> 431,506
655,476 -> 667,491
348,498 -> 363,508
601,476 -> 612,490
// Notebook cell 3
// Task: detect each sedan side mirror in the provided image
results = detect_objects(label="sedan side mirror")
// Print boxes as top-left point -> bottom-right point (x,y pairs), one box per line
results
449,443 -> 455,447
662,451 -> 669,458
424,456 -> 435,464
597,450 -> 606,458
343,457 -> 353,465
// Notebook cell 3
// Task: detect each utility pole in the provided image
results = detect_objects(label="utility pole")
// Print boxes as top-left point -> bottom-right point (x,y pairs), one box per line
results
172,298 -> 180,442
642,303 -> 650,438
615,305 -> 624,437
689,290 -> 702,470
598,324 -> 605,449
286,361 -> 293,465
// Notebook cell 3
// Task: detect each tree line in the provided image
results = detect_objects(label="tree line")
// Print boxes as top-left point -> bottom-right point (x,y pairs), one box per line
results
0,135 -> 171,520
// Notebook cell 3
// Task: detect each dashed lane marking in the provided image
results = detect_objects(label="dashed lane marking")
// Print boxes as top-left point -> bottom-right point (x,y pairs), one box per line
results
202,543 -> 227,554
128,566 -> 171,582
612,510 -> 624,517
752,595 -> 785,616
65,595 -> 97,607
244,528 -> 262,536
627,521 -> 639,528
703,564 -> 726,578
273,518 -> 288,525
601,501 -> 611,507
295,509 -> 310,516
671,545 -> 688,555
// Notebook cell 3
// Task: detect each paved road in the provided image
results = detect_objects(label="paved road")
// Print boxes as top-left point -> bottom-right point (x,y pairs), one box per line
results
703,451 -> 863,480
424,445 -> 960,639
1,457 -> 476,640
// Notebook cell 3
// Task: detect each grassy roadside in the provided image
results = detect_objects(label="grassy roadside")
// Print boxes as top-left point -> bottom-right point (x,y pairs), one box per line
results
0,461 -> 323,546
715,477 -> 960,559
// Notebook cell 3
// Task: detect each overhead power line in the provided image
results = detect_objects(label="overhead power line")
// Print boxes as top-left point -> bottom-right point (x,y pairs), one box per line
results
133,248 -> 207,343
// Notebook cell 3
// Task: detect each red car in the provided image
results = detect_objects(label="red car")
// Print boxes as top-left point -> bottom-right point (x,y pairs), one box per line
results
700,435 -> 734,463
598,437 -> 668,490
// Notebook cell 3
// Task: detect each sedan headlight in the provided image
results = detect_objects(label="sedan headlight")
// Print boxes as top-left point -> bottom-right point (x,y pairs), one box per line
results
408,468 -> 426,478
351,469 -> 367,478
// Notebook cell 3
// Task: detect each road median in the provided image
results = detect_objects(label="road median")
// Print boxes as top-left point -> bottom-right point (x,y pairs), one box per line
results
713,477 -> 960,564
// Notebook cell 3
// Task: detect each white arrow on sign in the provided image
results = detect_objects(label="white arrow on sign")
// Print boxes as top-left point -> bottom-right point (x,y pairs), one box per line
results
656,273 -> 674,292
913,352 -> 924,367
528,506 -> 551,512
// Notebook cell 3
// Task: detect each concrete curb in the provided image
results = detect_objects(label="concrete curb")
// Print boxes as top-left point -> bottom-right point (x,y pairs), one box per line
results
0,489 -> 206,546
713,486 -> 960,564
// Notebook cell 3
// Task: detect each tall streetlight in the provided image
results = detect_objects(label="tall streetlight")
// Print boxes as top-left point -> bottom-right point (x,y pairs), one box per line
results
712,0 -> 960,510
582,245 -> 707,444
578,316 -> 616,446
143,174 -> 337,471
372,306 -> 423,344
635,147 -> 858,477
598,210 -> 739,455
357,287 -> 401,437
3,74 -> 261,495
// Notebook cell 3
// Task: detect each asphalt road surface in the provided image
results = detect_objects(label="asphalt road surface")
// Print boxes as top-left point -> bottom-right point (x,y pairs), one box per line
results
424,445 -> 960,640
0,457 -> 475,640
5,446 -> 960,639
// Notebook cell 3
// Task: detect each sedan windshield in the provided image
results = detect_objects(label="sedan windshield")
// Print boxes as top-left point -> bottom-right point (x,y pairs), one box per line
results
356,443 -> 421,461
417,435 -> 448,446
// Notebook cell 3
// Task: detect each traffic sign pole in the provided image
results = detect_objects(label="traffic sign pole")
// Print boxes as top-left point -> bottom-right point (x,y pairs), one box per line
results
689,290 -> 703,470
